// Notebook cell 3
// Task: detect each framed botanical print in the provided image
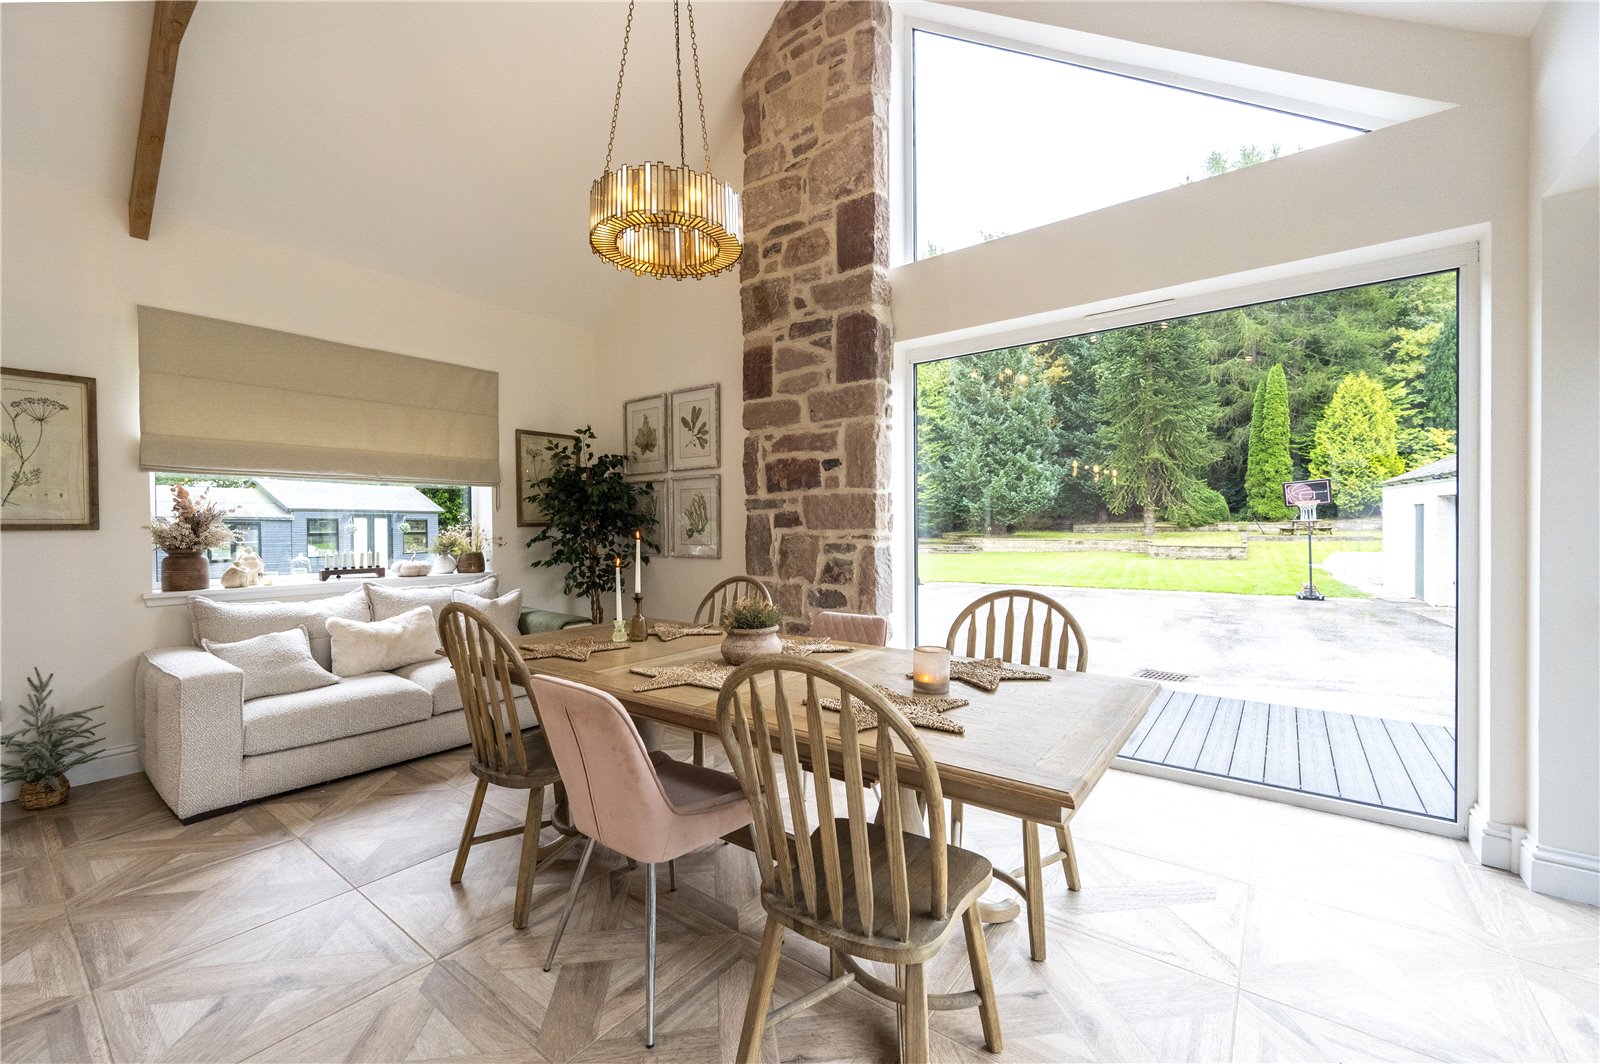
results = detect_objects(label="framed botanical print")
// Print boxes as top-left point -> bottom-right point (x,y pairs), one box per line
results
623,394 -> 668,477
629,477 -> 668,556
668,383 -> 720,471
515,429 -> 577,527
1,368 -> 98,531
669,474 -> 720,559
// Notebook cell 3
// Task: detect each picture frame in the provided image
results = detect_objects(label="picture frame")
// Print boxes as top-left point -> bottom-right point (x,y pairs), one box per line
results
515,429 -> 578,527
628,477 -> 669,557
668,473 -> 721,559
1,368 -> 98,531
623,394 -> 669,477
668,383 -> 720,471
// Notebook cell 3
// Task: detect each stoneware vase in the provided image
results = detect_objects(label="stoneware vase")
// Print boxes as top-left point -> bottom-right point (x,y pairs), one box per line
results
721,625 -> 781,666
456,551 -> 486,574
160,549 -> 210,592
18,776 -> 68,811
431,553 -> 458,575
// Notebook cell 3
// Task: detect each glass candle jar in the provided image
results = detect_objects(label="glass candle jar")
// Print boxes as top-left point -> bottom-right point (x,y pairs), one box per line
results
911,646 -> 952,696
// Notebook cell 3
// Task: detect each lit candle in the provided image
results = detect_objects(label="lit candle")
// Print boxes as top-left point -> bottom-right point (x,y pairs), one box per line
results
912,646 -> 952,697
633,529 -> 642,593
614,555 -> 623,621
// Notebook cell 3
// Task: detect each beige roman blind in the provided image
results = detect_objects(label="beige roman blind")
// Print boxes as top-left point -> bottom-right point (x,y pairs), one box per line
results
138,307 -> 499,485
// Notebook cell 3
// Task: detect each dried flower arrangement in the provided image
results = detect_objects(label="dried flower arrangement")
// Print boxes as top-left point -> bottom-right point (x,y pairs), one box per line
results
721,597 -> 781,631
149,484 -> 237,553
432,523 -> 485,557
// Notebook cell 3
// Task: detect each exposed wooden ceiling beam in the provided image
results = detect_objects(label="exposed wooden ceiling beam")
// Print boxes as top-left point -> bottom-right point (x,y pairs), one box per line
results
128,1 -> 198,240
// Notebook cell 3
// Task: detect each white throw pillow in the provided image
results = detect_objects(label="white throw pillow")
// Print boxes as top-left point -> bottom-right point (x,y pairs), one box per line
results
366,576 -> 497,622
451,588 -> 523,636
190,589 -> 369,671
202,626 -> 338,701
326,605 -> 441,677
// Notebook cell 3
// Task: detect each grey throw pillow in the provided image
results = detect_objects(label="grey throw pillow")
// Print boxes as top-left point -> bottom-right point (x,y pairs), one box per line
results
190,589 -> 368,671
202,625 -> 339,701
367,576 -> 497,623
451,587 -> 523,636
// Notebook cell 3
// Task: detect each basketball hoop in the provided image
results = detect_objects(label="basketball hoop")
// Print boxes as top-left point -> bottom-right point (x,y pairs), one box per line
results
1297,503 -> 1319,524
1283,478 -> 1331,602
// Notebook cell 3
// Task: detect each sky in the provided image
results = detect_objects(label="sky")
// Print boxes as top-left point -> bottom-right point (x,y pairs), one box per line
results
913,31 -> 1364,258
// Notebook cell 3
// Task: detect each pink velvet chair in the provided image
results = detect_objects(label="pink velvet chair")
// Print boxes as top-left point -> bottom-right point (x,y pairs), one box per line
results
528,674 -> 752,1049
809,610 -> 892,646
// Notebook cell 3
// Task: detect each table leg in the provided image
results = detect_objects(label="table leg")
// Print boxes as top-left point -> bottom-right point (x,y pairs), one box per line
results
1022,821 -> 1046,961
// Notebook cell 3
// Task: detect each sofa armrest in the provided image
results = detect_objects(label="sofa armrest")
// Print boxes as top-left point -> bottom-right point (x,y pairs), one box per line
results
136,648 -> 246,819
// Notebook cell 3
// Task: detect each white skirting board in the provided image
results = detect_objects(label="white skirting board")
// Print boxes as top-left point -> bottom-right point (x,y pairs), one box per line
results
1521,837 -> 1600,906
1,744 -> 142,803
1469,801 -> 1527,871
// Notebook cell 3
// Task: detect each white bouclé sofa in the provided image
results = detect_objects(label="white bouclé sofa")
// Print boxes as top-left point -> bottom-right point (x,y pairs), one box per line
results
135,577 -> 523,820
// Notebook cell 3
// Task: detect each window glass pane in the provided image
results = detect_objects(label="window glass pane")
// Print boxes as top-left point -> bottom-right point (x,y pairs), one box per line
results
912,30 -> 1364,258
305,518 -> 338,557
402,523 -> 430,555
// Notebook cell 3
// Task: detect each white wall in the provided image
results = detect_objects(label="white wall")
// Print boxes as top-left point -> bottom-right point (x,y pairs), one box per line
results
1524,0 -> 1600,902
894,0 -> 1532,859
0,172 -> 598,768
1380,478 -> 1458,608
592,269 -> 746,622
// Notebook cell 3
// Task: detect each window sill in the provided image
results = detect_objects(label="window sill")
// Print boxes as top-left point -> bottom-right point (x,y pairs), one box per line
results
142,571 -> 493,608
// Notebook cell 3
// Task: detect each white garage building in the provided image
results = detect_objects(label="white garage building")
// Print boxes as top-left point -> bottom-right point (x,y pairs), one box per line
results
1381,456 -> 1458,606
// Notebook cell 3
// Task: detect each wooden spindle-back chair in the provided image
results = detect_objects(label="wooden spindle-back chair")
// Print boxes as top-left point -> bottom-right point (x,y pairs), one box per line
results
943,588 -> 1089,961
438,602 -> 574,929
717,657 -> 1001,1063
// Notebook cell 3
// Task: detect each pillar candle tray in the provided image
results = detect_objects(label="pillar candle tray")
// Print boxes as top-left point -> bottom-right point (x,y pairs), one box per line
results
319,566 -> 386,581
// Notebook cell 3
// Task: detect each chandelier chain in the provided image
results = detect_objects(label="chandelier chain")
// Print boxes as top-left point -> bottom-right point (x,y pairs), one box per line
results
673,1 -> 686,167
687,0 -> 711,171
603,0 -> 636,173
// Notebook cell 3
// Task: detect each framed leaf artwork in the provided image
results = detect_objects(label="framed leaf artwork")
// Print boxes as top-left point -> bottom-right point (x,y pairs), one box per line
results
668,383 -> 719,471
515,429 -> 577,527
669,473 -> 720,559
1,368 -> 98,531
628,476 -> 668,556
624,394 -> 668,477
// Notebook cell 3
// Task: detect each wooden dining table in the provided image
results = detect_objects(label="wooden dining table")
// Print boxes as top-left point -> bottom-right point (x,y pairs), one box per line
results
513,622 -> 1160,960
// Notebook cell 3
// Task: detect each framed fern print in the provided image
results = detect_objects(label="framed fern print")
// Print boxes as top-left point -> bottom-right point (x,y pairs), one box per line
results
623,394 -> 668,477
668,383 -> 719,471
669,474 -> 720,559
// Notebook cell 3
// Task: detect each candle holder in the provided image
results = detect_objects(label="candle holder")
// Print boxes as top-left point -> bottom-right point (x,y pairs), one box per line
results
611,617 -> 628,643
911,645 -> 952,696
627,594 -> 647,642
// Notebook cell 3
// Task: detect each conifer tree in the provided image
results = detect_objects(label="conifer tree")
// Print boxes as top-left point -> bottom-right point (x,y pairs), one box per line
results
1244,363 -> 1295,520
1309,372 -> 1405,514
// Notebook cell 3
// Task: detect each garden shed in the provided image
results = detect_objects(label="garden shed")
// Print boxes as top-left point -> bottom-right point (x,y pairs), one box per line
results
1381,456 -> 1458,606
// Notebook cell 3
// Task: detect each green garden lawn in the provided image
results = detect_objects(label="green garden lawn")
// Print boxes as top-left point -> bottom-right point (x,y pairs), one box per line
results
917,538 -> 1379,597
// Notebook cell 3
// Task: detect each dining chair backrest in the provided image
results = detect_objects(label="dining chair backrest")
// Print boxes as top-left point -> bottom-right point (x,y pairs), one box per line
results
439,602 -> 537,776
717,657 -> 950,942
526,674 -> 680,864
810,611 -> 891,647
693,576 -> 773,626
944,589 -> 1088,672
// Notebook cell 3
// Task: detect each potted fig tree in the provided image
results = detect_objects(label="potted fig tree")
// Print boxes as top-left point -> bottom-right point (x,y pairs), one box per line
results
1,668 -> 105,810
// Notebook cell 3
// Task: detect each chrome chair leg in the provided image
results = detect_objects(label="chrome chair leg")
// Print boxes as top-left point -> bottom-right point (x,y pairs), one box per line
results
645,862 -> 658,1048
543,837 -> 596,972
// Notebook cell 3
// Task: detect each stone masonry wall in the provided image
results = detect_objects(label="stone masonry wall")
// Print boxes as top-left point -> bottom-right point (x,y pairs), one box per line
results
739,0 -> 893,632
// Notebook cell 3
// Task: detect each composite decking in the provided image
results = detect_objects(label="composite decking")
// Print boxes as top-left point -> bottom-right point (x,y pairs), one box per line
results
1116,688 -> 1457,819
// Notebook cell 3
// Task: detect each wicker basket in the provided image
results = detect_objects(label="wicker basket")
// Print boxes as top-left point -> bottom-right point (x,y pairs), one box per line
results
17,776 -> 69,810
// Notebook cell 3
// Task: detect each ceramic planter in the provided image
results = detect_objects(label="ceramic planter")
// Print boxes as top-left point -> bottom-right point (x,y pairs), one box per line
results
159,549 -> 210,592
431,554 -> 458,575
721,625 -> 781,665
456,551 -> 486,574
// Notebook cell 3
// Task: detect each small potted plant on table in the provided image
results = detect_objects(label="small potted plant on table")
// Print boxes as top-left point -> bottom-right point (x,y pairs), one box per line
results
720,598 -> 782,665
1,668 -> 105,810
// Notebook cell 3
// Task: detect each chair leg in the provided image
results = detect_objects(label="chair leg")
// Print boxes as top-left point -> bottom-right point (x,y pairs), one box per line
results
961,906 -> 1003,1054
950,799 -> 965,847
692,731 -> 705,766
669,858 -> 677,892
644,862 -> 657,1048
544,836 -> 596,972
900,963 -> 929,1064
513,786 -> 545,930
451,778 -> 488,885
737,919 -> 786,1064
1057,821 -> 1082,892
1022,820 -> 1046,962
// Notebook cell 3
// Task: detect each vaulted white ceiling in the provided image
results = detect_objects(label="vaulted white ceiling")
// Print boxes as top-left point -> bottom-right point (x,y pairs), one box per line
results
1,1 -> 780,331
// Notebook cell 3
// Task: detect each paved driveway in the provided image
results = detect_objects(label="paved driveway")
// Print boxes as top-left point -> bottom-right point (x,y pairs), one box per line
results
916,582 -> 1456,726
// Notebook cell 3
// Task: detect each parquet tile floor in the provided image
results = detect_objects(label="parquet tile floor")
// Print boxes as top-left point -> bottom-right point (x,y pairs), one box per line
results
2,735 -> 1594,1063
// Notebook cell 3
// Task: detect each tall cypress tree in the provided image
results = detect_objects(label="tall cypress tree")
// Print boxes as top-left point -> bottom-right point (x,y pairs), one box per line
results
1310,372 -> 1405,515
1245,363 -> 1295,520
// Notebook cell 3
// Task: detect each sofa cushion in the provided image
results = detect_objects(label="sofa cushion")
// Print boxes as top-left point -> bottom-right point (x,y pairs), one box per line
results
190,590 -> 368,672
326,606 -> 439,677
201,625 -> 337,701
392,656 -> 536,718
243,672 -> 432,756
451,587 -> 523,636
367,576 -> 496,623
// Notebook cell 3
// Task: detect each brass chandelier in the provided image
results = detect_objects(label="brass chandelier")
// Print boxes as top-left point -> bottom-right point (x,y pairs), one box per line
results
589,0 -> 742,280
